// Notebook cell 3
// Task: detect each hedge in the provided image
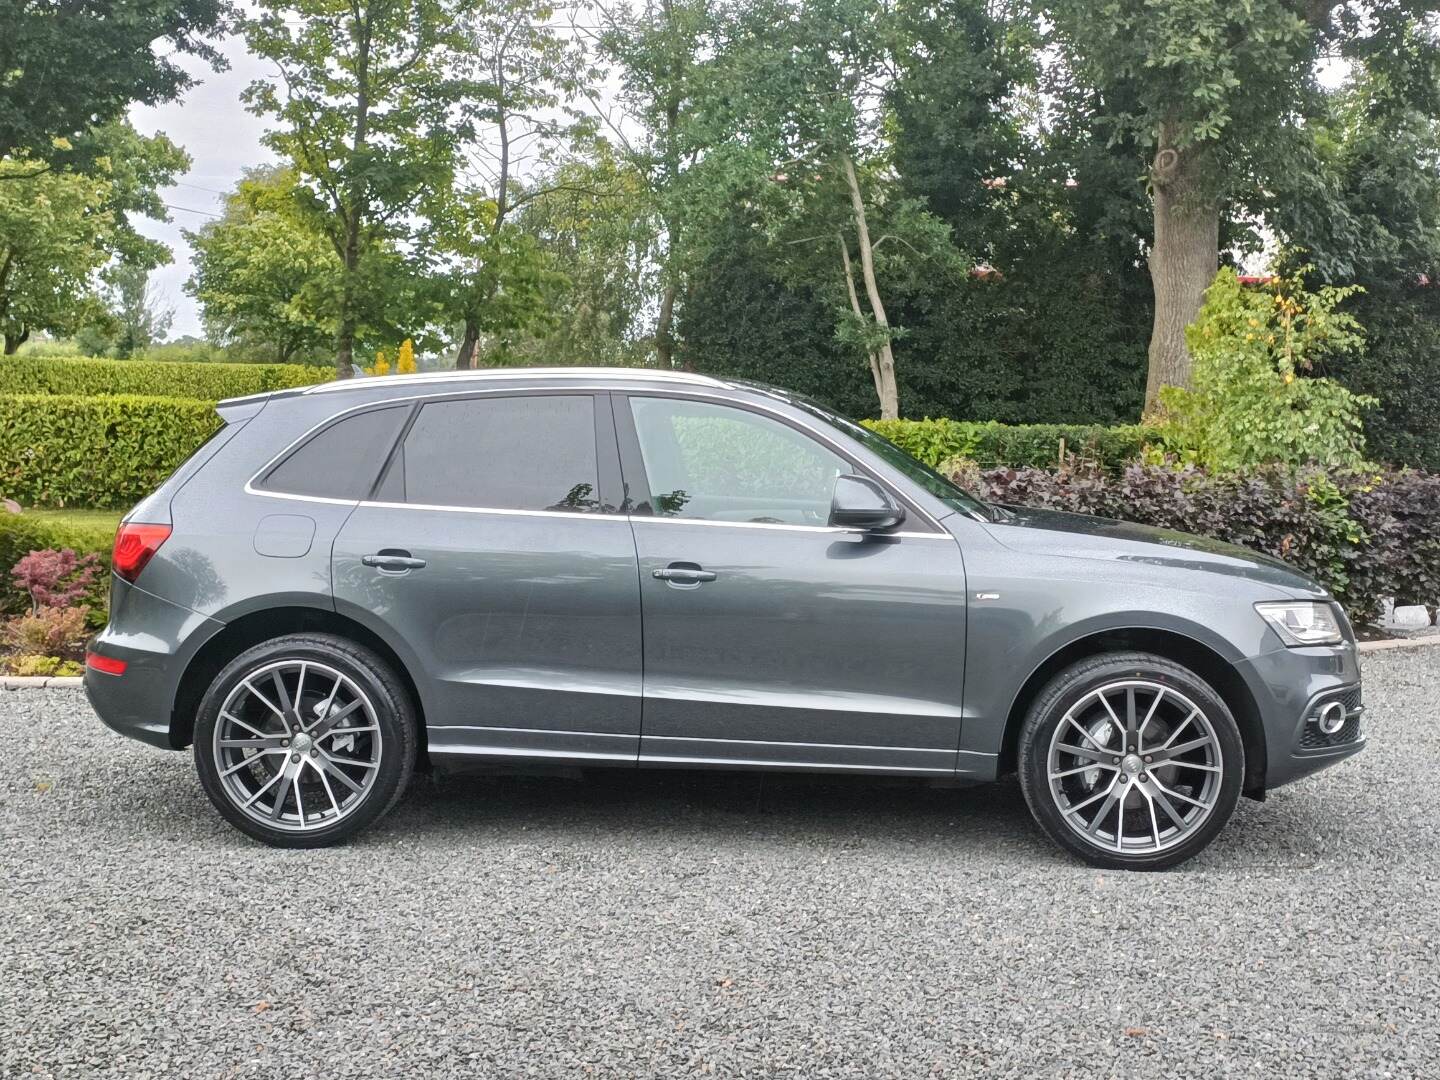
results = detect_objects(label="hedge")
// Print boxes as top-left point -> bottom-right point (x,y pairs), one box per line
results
0,512 -> 113,619
0,394 -> 221,509
863,418 -> 1150,470
0,355 -> 329,401
968,463 -> 1440,626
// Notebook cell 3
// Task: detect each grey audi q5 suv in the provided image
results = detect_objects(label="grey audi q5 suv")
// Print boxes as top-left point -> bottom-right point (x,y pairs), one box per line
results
85,368 -> 1364,869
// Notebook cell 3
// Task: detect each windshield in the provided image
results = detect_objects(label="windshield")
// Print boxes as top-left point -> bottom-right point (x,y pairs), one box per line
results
778,392 -> 993,521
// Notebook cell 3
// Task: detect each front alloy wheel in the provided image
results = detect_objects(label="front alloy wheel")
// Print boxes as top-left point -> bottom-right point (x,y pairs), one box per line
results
194,634 -> 416,847
1019,653 -> 1244,870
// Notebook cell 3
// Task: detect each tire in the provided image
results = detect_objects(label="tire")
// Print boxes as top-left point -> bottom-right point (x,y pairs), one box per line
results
193,633 -> 417,848
1017,652 -> 1244,871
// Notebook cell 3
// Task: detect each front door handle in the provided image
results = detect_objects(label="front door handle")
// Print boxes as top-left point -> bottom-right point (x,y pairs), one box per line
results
362,551 -> 426,572
653,565 -> 717,584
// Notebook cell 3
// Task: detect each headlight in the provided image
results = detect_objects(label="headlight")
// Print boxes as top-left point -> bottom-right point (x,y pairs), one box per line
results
1255,601 -> 1343,646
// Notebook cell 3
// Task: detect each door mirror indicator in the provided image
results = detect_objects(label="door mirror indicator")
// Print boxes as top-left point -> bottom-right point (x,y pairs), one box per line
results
829,474 -> 906,532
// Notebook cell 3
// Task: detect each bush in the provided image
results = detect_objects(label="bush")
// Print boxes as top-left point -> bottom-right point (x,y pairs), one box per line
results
970,463 -> 1440,626
0,394 -> 220,508
0,355 -> 329,400
863,418 -> 1150,470
0,514 -> 113,619
1158,269 -> 1374,470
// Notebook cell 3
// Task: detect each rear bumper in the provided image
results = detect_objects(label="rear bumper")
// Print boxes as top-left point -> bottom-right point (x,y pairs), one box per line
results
1237,641 -> 1365,791
85,575 -> 222,750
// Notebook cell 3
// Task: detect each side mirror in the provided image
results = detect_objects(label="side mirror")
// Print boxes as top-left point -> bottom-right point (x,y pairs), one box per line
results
830,474 -> 906,532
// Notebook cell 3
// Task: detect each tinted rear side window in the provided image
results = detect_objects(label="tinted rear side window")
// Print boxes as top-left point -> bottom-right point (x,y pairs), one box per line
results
386,395 -> 600,512
259,405 -> 409,500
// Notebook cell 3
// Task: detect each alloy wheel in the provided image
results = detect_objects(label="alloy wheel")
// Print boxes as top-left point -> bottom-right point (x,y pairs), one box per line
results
1046,679 -> 1222,855
212,659 -> 383,832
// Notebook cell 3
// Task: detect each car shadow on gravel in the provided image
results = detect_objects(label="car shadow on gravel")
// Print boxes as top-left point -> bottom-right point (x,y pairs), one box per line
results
65,741 -> 1369,872
358,764 -> 1355,872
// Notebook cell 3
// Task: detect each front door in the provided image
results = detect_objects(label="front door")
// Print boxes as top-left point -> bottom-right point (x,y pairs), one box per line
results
615,393 -> 968,774
332,390 -> 642,765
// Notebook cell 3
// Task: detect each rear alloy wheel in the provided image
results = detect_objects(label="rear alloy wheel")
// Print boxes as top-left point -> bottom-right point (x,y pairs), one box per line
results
194,634 -> 416,847
1018,653 -> 1244,870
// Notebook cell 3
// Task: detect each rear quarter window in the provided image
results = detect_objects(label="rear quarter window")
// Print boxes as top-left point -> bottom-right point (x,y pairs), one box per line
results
257,405 -> 410,500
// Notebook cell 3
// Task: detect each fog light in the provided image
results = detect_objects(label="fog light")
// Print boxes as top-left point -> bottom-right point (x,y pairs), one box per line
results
1316,700 -> 1346,735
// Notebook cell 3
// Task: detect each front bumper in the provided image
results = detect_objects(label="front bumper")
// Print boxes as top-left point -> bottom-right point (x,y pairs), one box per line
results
1236,641 -> 1365,791
85,575 -> 223,750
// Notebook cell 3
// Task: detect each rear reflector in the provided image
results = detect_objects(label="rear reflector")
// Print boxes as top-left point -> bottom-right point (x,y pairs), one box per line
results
86,652 -> 127,675
112,523 -> 171,583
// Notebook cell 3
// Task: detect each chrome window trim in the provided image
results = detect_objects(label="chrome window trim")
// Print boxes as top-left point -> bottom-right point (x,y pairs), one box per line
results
245,382 -> 950,535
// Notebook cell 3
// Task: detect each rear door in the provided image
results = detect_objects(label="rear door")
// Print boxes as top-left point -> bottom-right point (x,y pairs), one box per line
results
332,390 -> 643,765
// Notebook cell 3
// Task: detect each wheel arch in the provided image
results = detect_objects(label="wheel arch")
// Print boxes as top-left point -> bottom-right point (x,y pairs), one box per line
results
169,605 -> 429,767
997,627 -> 1267,798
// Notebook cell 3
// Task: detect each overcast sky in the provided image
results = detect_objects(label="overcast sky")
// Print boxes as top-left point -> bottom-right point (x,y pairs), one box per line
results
128,36 -> 276,338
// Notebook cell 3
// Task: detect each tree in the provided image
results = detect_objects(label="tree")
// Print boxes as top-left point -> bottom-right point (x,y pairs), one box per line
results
1043,0 -> 1440,411
685,0 -> 964,418
186,167 -> 340,363
0,0 -> 228,163
242,0 -> 473,377
107,264 -> 175,358
423,0 -> 588,368
0,159 -> 114,353
593,0 -> 718,368
511,147 -> 661,365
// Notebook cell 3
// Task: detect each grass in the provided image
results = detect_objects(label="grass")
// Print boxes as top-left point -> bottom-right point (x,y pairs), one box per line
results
20,507 -> 123,542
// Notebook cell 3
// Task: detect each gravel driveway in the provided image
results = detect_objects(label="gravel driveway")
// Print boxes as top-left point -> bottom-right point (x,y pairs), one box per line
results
3,649 -> 1437,1078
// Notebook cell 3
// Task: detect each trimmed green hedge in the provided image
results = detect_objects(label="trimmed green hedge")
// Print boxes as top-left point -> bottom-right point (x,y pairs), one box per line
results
0,394 -> 221,508
862,418 -> 1151,470
0,512 -> 113,618
0,355 -> 329,400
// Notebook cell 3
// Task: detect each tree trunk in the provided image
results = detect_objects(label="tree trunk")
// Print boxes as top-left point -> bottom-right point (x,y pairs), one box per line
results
3,326 -> 26,354
840,154 -> 899,420
1144,132 -> 1220,412
654,282 -> 677,368
454,318 -> 479,370
838,234 -> 884,404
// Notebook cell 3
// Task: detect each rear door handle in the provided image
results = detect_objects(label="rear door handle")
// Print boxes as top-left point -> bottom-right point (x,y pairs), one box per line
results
362,551 -> 426,572
653,566 -> 717,584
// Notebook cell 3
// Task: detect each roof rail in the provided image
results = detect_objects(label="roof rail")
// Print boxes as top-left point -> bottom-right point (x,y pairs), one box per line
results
301,366 -> 730,394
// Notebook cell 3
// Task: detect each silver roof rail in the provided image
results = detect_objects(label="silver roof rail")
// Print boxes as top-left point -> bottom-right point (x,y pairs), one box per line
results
301,366 -> 731,394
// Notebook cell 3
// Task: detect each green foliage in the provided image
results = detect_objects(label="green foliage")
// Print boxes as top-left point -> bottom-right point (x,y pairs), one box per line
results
0,356 -> 328,400
243,0 -> 477,371
1158,268 -> 1375,471
1325,286 -> 1440,471
0,157 -> 115,352
4,654 -> 84,678
0,394 -> 221,508
863,418 -> 1149,470
185,167 -> 340,364
0,0 -> 226,160
976,463 -> 1440,626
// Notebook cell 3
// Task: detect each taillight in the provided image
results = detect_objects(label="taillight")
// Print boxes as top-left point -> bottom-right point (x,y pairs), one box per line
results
86,652 -> 127,675
112,523 -> 171,583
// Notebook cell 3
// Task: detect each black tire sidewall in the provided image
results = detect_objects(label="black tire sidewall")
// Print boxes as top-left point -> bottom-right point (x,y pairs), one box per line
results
1018,653 -> 1245,871
193,633 -> 416,848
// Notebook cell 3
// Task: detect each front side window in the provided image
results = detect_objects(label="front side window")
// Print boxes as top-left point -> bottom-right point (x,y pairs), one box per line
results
380,394 -> 601,512
260,405 -> 409,500
629,397 -> 847,526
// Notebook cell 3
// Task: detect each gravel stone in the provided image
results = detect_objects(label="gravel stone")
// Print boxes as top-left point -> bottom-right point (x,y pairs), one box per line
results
3,649 -> 1438,1077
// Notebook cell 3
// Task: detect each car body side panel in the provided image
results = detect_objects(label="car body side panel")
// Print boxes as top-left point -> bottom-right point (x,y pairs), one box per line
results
333,505 -> 643,763
139,401 -> 360,622
947,513 -> 1361,789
